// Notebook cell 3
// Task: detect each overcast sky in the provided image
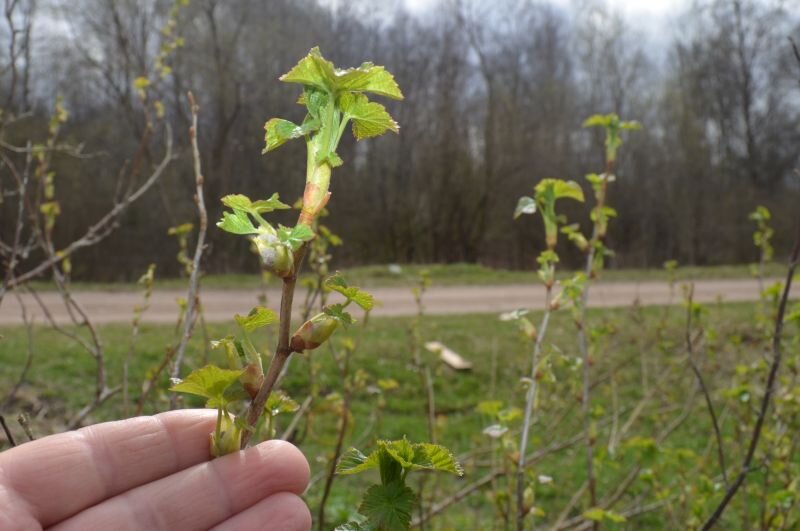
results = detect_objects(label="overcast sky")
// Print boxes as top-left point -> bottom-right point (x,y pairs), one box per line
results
403,0 -> 691,38
404,0 -> 690,17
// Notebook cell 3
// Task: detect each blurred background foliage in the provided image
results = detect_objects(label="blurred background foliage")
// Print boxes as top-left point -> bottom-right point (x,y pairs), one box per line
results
1,0 -> 799,281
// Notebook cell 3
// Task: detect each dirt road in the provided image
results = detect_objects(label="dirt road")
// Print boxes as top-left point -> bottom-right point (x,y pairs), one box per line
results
0,277 -> 787,326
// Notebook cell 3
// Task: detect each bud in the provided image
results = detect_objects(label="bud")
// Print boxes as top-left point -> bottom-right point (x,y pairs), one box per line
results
210,414 -> 241,457
290,312 -> 339,352
240,362 -> 264,399
523,485 -> 535,513
252,228 -> 293,278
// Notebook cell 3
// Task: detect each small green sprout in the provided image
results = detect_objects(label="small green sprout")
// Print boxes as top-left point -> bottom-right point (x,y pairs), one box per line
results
515,178 -> 584,250
290,273 -> 374,352
749,205 -> 774,264
335,438 -> 463,531
171,306 -> 277,455
582,113 -> 641,165
264,46 -> 403,227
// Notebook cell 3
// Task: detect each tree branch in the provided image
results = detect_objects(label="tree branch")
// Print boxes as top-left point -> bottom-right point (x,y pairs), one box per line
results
3,126 -> 173,289
684,283 -> 728,486
169,92 -> 209,400
700,221 -> 800,529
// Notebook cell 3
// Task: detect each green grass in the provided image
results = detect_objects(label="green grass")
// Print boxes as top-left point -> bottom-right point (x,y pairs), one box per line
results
25,261 -> 785,292
1,301 -> 797,529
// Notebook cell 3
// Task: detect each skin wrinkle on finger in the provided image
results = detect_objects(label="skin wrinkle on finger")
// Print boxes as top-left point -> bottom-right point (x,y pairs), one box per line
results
50,440 -> 310,531
209,492 -> 312,531
0,477 -> 42,531
72,427 -> 118,511
8,430 -> 106,526
0,410 -> 218,527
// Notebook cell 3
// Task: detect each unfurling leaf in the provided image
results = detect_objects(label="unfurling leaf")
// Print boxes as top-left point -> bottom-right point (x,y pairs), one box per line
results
336,447 -> 381,475
264,390 -> 300,417
277,224 -> 316,251
325,273 -> 375,310
210,414 -> 242,457
514,196 -> 537,219
169,365 -> 243,407
404,442 -> 464,476
253,196 -> 292,213
323,304 -> 355,326
234,306 -> 277,333
217,210 -> 258,235
263,118 -> 319,153
535,179 -> 584,202
341,93 -> 399,139
280,47 -> 403,100
252,229 -> 294,278
221,193 -> 290,214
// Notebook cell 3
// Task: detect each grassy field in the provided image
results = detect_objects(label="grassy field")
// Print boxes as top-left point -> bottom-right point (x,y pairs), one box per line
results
24,261 -> 787,292
2,297 -> 797,529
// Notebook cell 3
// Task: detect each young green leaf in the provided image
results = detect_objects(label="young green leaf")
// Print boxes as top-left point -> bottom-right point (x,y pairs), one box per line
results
325,273 -> 375,311
279,47 -> 336,91
222,193 -> 290,214
561,223 -> 589,251
234,306 -> 278,333
323,303 -> 356,326
277,224 -> 316,251
340,93 -> 399,140
210,413 -> 243,457
359,483 -> 416,531
337,447 -> 381,475
514,196 -> 537,219
167,222 -> 193,237
326,151 -> 344,167
535,179 -> 585,202
207,384 -> 251,408
263,118 -> 320,153
169,365 -> 244,406
211,336 -> 243,369
217,210 -> 259,235
264,390 -> 300,416
378,439 -> 464,476
298,88 -> 329,118
582,114 -> 612,128
583,508 -> 626,523
382,438 -> 415,468
250,193 -> 291,213
280,47 -> 404,100
411,443 -> 464,476
221,194 -> 255,211
336,65 -> 403,99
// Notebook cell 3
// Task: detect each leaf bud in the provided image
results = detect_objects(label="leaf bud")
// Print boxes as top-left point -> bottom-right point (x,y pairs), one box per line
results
252,228 -> 294,277
290,312 -> 339,352
240,362 -> 264,399
210,414 -> 241,457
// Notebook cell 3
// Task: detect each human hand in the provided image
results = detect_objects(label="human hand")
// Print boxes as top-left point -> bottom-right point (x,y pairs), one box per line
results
0,409 -> 311,530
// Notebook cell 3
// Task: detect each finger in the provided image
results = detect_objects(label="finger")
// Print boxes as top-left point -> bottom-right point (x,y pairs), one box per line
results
51,439 -> 310,531
0,409 -> 217,527
210,492 -> 311,531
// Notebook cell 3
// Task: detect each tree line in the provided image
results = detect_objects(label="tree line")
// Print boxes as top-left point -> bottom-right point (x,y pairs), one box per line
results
1,0 -> 799,281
